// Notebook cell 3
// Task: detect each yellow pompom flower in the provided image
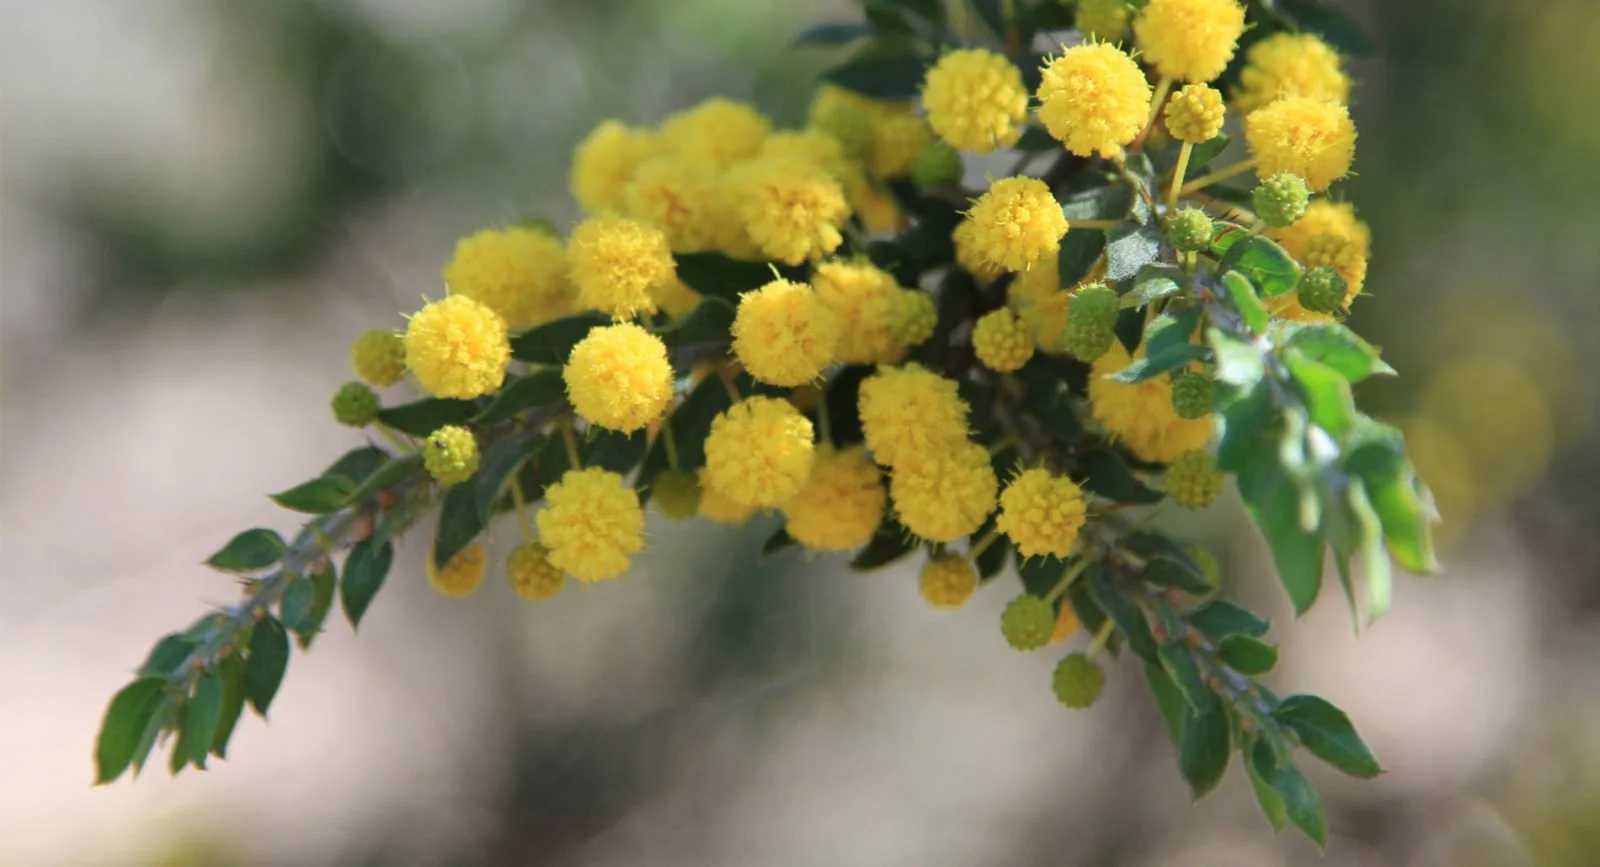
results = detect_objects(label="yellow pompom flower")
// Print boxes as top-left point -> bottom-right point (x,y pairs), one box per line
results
891,441 -> 999,542
1089,341 -> 1214,463
622,155 -> 723,252
808,83 -> 914,128
660,97 -> 771,165
973,308 -> 1036,373
1036,44 -> 1152,157
350,329 -> 406,388
871,114 -> 935,178
564,323 -> 673,432
1133,0 -> 1246,83
1235,32 -> 1351,115
697,469 -> 758,524
921,49 -> 1030,152
919,555 -> 978,610
443,227 -> 573,330
507,543 -> 564,601
567,215 -> 676,319
1271,230 -> 1369,322
1269,199 -> 1371,259
732,278 -> 842,387
967,177 -> 1070,273
996,469 -> 1087,559
887,288 -> 938,351
953,217 -> 1008,282
428,543 -> 486,598
570,120 -> 662,215
782,445 -> 888,551
1017,289 -> 1075,351
730,157 -> 851,265
403,295 -> 511,399
650,278 -> 702,320
1164,83 -> 1226,144
536,467 -> 646,582
703,396 -> 817,507
812,260 -> 900,365
1166,449 -> 1224,509
858,363 -> 971,468
760,130 -> 853,186
1244,96 -> 1357,192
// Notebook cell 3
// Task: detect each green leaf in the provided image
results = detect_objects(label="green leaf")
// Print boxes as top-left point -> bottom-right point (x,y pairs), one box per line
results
509,312 -> 609,365
473,431 -> 545,522
210,655 -> 246,759
1180,691 -> 1231,798
342,453 -> 424,506
244,616 -> 289,717
670,369 -> 737,471
341,539 -> 393,629
129,692 -> 174,778
1276,694 -> 1382,778
270,476 -> 356,514
139,634 -> 195,678
1219,236 -> 1302,298
1014,125 -> 1059,153
1218,634 -> 1279,675
1128,264 -> 1186,306
1187,133 -> 1233,173
205,529 -> 287,573
472,369 -> 566,425
1017,554 -> 1069,598
95,677 -> 171,784
173,673 -> 223,770
585,428 -> 650,474
1208,327 -> 1265,387
1143,558 -> 1213,594
652,296 -> 736,347
1208,221 -> 1251,260
433,480 -> 485,571
1272,762 -> 1329,848
1281,0 -> 1375,55
1058,228 -> 1108,287
975,528 -> 1012,579
1286,351 -> 1356,438
1104,225 -> 1164,282
1088,563 -> 1159,661
1283,323 -> 1395,383
1345,428 -> 1439,573
1157,642 -> 1208,712
1347,480 -> 1393,623
1124,532 -> 1211,594
761,526 -> 797,557
1238,463 -> 1325,616
824,48 -> 927,100
675,252 -> 787,302
1077,449 -> 1163,505
296,566 -> 336,649
1189,600 -> 1270,640
1061,184 -> 1134,222
1245,735 -> 1289,832
850,521 -> 917,570
377,397 -> 478,437
279,574 -> 316,638
1219,270 -> 1269,335
323,446 -> 389,488
792,21 -> 874,46
1143,663 -> 1187,746
1108,307 -> 1207,383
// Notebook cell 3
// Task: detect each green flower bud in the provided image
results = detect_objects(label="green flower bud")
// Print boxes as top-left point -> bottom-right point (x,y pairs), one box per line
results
1001,595 -> 1056,651
331,381 -> 380,428
1076,0 -> 1130,42
1252,172 -> 1310,228
1166,207 -> 1214,253
813,103 -> 875,163
1068,283 -> 1119,330
1166,449 -> 1224,509
423,425 -> 480,486
1170,371 -> 1214,420
1052,652 -> 1105,709
1296,265 -> 1349,314
1062,322 -> 1116,363
911,140 -> 963,188
651,469 -> 702,520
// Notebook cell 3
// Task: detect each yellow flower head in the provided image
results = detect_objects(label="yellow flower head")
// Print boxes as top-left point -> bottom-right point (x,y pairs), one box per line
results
564,322 -> 673,432
1036,44 -> 1152,157
919,555 -> 978,609
1017,289 -> 1075,351
622,154 -> 723,252
1270,199 -> 1371,258
443,227 -> 574,330
507,542 -> 564,601
1133,0 -> 1247,83
732,278 -> 841,387
1164,83 -> 1226,144
703,396 -> 817,507
858,363 -> 970,467
782,445 -> 888,551
871,114 -> 935,178
886,288 -> 938,352
845,172 -> 905,235
972,307 -> 1036,373
650,278 -> 702,320
536,467 -> 645,582
1244,96 -> 1357,192
428,543 -> 486,598
812,260 -> 900,365
570,120 -> 662,215
996,468 -> 1087,559
567,215 -> 676,319
1166,449 -> 1224,508
660,97 -> 771,165
697,468 -> 759,524
1272,230 -> 1369,322
921,49 -> 1030,152
1089,340 -> 1214,463
891,440 -> 999,542
967,177 -> 1069,272
808,83 -> 914,128
403,295 -> 511,399
760,130 -> 853,185
1076,0 -> 1132,42
730,157 -> 851,265
953,217 -> 1008,283
1235,32 -> 1351,115
350,329 -> 406,388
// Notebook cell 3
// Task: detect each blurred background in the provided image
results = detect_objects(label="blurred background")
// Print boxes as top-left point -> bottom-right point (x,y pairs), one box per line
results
3,0 -> 1598,864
